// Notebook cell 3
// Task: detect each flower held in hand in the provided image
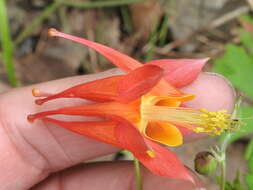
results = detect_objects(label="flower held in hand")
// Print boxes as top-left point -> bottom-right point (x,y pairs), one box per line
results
28,29 -> 233,183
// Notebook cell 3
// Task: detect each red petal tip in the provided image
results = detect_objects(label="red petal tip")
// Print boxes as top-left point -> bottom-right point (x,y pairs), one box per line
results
27,114 -> 36,123
35,99 -> 44,105
146,58 -> 209,88
48,28 -> 59,37
46,29 -> 142,71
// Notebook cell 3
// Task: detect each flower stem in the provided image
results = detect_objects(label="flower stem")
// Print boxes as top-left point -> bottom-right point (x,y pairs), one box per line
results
134,158 -> 143,190
218,129 -> 233,190
218,97 -> 242,190
220,160 -> 226,190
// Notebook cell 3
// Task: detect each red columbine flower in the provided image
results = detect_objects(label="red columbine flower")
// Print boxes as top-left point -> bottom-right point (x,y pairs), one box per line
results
28,29 -> 233,183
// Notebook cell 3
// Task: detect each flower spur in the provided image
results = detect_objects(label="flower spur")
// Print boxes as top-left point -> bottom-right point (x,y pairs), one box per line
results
28,29 -> 234,183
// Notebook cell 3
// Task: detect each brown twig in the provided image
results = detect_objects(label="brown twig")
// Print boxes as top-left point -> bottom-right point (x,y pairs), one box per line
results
210,6 -> 250,28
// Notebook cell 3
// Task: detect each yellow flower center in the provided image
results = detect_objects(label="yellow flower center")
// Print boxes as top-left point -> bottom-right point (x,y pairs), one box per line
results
135,93 -> 234,157
196,109 -> 231,135
141,101 -> 232,136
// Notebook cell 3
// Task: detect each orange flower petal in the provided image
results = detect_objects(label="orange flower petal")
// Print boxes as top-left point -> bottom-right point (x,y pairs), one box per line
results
145,122 -> 183,146
146,58 -> 208,88
41,117 -> 120,147
42,115 -> 193,183
156,94 -> 195,106
108,117 -> 193,182
28,101 -> 139,124
156,100 -> 181,107
137,139 -> 194,183
34,75 -> 124,105
117,65 -> 163,103
150,79 -> 182,96
49,28 -> 142,72
114,119 -> 149,153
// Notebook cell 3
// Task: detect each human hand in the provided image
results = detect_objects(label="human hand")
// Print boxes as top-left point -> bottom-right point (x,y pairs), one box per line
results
0,69 -> 235,190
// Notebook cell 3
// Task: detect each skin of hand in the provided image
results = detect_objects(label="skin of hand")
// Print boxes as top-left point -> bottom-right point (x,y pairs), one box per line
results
0,69 -> 235,190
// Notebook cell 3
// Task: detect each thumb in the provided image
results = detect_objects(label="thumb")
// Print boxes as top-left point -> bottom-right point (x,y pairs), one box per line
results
32,161 -> 206,190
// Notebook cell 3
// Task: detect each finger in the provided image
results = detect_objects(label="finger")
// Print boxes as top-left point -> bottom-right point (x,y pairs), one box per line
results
0,69 -> 122,190
32,161 -> 205,190
0,69 -> 234,189
182,72 -> 235,112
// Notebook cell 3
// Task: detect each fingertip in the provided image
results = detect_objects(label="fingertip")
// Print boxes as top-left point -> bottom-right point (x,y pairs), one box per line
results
182,72 -> 236,113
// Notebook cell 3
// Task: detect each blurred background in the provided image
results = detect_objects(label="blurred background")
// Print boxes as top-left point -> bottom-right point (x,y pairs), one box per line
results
0,0 -> 253,189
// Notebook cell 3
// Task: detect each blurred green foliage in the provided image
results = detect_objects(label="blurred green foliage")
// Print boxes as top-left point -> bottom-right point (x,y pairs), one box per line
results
213,36 -> 253,100
244,174 -> 253,190
213,14 -> 253,190
217,171 -> 244,190
225,172 -> 244,190
213,16 -> 253,143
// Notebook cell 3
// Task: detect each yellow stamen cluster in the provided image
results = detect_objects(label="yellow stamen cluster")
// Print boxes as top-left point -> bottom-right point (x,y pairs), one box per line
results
142,104 -> 233,136
195,109 -> 231,135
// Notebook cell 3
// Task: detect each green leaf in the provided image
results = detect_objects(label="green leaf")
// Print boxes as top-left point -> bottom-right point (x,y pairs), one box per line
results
245,173 -> 253,190
213,44 -> 253,100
